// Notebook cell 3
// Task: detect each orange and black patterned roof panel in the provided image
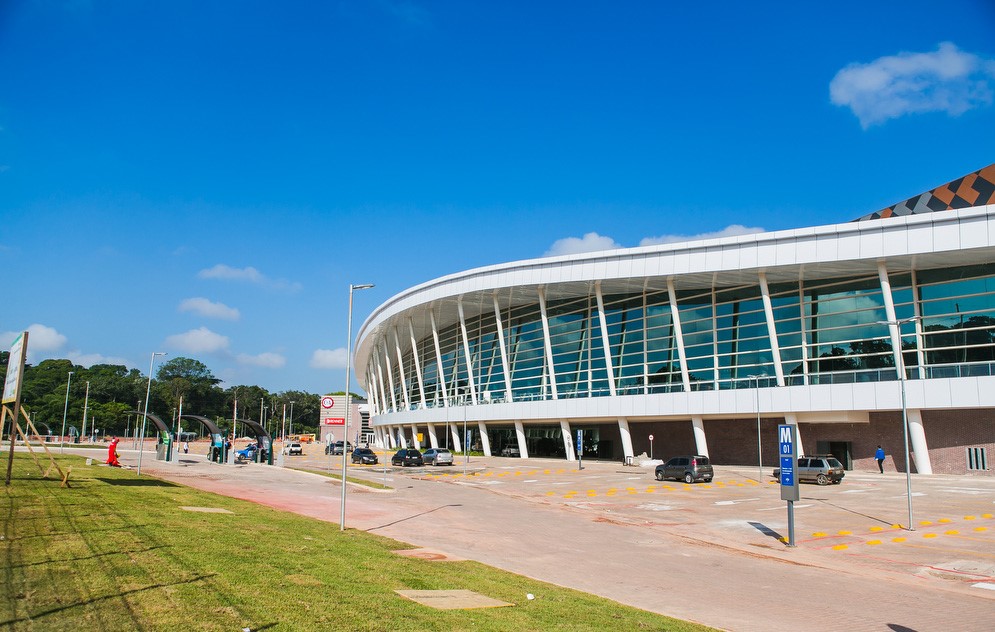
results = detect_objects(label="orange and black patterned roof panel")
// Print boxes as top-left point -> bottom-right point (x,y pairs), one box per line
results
856,163 -> 995,221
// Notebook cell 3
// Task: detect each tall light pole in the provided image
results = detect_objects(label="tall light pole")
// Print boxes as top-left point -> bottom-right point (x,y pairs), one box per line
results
60,371 -> 73,453
136,352 -> 167,476
289,400 -> 295,437
341,282 -> 374,531
749,373 -> 767,483
81,381 -> 90,443
878,315 -> 921,531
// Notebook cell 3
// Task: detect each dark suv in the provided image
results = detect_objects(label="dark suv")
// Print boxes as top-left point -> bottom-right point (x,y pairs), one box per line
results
773,455 -> 844,485
655,455 -> 713,483
391,448 -> 424,467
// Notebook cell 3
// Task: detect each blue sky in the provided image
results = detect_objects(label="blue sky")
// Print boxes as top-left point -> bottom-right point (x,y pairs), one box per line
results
2,1 -> 994,395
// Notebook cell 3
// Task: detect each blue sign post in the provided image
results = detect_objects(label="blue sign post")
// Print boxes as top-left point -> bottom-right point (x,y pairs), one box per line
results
576,429 -> 583,470
778,423 -> 799,547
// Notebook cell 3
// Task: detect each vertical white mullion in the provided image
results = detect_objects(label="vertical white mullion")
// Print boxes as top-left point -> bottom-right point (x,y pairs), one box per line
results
910,269 -> 925,379
759,272 -> 785,386
710,276 -> 718,389
538,287 -> 559,399
381,340 -> 397,413
642,283 -> 649,394
392,327 -> 410,412
586,297 -> 593,395
408,318 -> 427,409
667,278 -> 692,392
493,290 -> 513,402
430,308 -> 450,407
457,297 -> 478,405
594,281 -> 617,397
798,280 -> 810,385
367,366 -> 380,414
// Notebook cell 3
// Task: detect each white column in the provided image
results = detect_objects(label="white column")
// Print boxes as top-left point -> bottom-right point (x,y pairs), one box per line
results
560,420 -> 575,461
374,353 -> 389,413
409,424 -> 420,450
691,416 -> 709,457
493,291 -> 513,402
537,287 -> 559,399
450,422 -> 462,453
514,420 -> 529,459
408,318 -> 427,409
907,409 -> 932,474
397,427 -> 408,449
878,263 -> 904,376
393,327 -> 410,412
784,413 -> 803,453
381,340 -> 397,413
477,420 -> 492,456
667,279 -> 692,392
427,422 -> 438,449
457,297 -> 478,405
430,309 -> 450,406
595,281 -> 617,397
759,272 -> 785,386
617,417 -> 634,460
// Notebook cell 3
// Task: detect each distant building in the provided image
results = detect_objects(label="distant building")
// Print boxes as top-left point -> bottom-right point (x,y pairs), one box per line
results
356,165 -> 995,475
317,395 -> 369,446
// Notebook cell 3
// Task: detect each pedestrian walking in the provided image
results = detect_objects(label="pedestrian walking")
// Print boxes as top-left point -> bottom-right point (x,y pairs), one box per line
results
875,445 -> 885,473
182,441 -> 189,454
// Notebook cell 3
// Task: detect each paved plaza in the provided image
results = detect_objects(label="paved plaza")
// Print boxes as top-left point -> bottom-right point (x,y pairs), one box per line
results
86,445 -> 995,631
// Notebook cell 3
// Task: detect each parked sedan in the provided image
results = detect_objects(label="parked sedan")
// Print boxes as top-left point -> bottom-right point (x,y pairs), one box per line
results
391,448 -> 424,467
422,448 -> 454,466
655,455 -> 713,483
325,441 -> 354,455
283,442 -> 303,456
351,448 -> 378,465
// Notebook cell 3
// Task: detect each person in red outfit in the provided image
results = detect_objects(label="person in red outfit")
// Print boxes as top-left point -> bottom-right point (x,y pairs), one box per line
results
106,437 -> 121,467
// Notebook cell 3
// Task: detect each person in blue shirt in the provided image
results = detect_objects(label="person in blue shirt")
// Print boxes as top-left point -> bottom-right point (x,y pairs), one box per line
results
875,445 -> 885,473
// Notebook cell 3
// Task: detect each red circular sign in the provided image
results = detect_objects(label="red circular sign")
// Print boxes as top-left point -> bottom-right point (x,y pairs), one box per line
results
321,396 -> 335,408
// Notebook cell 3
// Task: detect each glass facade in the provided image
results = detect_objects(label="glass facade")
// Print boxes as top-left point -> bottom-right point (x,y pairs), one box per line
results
367,263 -> 995,414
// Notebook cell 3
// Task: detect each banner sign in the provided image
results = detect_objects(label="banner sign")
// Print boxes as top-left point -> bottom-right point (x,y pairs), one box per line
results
2,333 -> 26,404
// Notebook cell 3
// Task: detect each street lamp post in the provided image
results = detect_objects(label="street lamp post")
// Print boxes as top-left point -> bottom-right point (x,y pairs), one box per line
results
81,381 -> 90,443
288,400 -> 295,437
60,371 -> 73,454
136,352 -> 167,476
749,373 -> 767,483
878,315 -> 921,531
341,282 -> 374,531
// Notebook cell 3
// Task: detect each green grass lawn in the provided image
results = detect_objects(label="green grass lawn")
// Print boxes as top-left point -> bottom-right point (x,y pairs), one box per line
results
1,454 -> 713,631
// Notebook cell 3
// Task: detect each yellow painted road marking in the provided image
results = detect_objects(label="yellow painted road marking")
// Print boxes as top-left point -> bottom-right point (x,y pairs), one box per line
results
832,544 -> 848,550
983,513 -> 993,519
870,526 -> 884,532
866,540 -> 882,545
892,537 -> 907,543
545,491 -> 555,496
812,532 -> 827,537
964,515 -> 976,520
923,533 -> 938,539
919,521 -> 933,526
938,518 -> 952,523
945,530 -> 960,535
838,530 -> 852,536
975,527 -> 989,532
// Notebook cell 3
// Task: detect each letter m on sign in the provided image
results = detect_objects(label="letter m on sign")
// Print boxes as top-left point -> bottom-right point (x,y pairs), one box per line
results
779,426 -> 793,443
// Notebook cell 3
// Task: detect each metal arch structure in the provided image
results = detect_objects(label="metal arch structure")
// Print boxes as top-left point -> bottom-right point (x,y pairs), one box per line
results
126,410 -> 173,460
234,418 -> 273,465
179,415 -> 225,443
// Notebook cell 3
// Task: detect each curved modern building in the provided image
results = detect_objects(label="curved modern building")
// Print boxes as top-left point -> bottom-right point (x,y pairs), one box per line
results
355,165 -> 995,476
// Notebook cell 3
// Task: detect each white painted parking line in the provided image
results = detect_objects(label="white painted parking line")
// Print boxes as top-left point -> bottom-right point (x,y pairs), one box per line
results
715,498 -> 760,506
891,492 -> 927,499
938,488 -> 993,495
759,504 -> 812,511
971,582 -> 995,591
523,479 -> 538,483
840,489 -> 869,494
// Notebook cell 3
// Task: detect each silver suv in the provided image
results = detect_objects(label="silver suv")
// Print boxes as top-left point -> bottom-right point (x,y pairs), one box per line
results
773,455 -> 845,485
655,455 -> 713,483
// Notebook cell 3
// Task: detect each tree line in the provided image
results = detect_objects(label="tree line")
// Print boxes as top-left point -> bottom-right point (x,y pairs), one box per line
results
0,354 -> 332,440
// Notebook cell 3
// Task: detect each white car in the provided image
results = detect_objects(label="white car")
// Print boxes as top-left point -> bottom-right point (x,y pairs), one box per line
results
501,445 -> 520,457
422,448 -> 454,466
284,442 -> 303,456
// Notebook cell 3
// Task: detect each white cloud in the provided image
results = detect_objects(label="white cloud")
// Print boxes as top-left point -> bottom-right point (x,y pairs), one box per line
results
178,297 -> 240,321
1,324 -> 67,353
830,42 -> 995,128
310,348 -> 348,369
640,224 -> 764,246
164,327 -> 230,354
67,351 -> 132,367
198,264 -> 264,283
543,232 -> 623,257
197,263 -> 302,292
236,352 -> 286,368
